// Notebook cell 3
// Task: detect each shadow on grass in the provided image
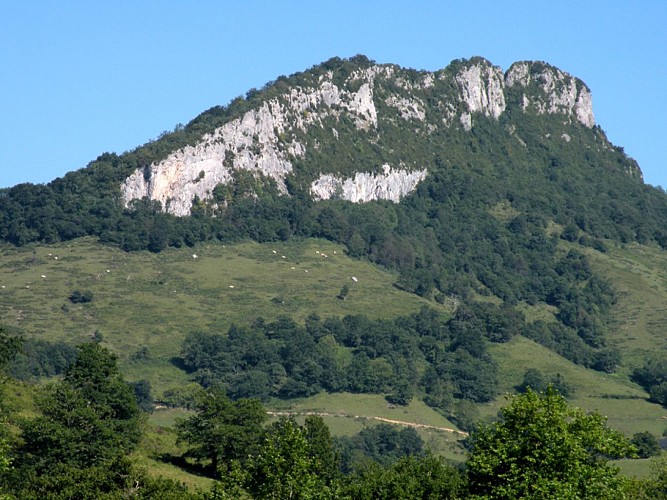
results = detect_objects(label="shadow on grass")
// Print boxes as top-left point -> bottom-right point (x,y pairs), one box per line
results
170,356 -> 189,371
156,452 -> 214,479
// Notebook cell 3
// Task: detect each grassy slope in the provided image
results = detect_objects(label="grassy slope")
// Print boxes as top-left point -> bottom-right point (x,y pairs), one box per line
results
3,237 -> 667,480
483,241 -> 667,476
585,242 -> 667,368
267,392 -> 467,462
0,237 -> 444,394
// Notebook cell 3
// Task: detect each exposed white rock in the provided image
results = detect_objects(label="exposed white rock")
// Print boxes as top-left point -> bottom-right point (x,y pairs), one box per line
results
346,83 -> 377,129
122,101 -> 295,216
574,87 -> 595,128
121,58 -> 599,217
310,164 -> 428,203
122,69 -> 380,216
455,62 -> 506,119
504,62 -> 530,87
505,62 -> 595,128
460,112 -> 473,132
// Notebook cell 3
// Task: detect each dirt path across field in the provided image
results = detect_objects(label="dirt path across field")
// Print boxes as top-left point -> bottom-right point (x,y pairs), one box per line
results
266,411 -> 468,436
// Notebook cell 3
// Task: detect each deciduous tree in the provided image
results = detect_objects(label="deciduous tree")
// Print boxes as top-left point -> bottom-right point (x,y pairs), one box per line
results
467,387 -> 633,499
176,386 -> 266,475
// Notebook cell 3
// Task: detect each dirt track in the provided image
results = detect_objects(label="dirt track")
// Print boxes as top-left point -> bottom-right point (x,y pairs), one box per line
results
266,410 -> 468,436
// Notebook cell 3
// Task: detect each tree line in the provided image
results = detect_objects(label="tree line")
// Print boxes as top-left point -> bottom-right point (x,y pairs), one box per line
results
1,333 -> 666,499
179,307 -> 502,413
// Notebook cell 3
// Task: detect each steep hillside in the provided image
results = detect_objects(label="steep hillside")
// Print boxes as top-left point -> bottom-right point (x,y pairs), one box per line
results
3,55 -> 667,466
0,237 -> 442,387
120,57 -> 598,216
3,236 -> 667,461
1,55 -> 661,252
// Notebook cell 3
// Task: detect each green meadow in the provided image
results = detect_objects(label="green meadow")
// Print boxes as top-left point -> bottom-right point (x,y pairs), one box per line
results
0,237 -> 445,395
2,236 -> 666,480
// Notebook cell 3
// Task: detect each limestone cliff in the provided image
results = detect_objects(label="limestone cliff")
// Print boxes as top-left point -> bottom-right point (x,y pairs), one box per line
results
505,61 -> 594,128
121,57 -> 597,216
310,165 -> 428,203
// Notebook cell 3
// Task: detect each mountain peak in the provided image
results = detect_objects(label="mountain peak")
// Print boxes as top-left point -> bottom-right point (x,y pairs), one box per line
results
506,60 -> 594,127
121,56 -> 597,216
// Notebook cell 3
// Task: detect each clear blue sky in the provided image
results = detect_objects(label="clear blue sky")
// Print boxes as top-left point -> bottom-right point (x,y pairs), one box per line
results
1,1 -> 665,189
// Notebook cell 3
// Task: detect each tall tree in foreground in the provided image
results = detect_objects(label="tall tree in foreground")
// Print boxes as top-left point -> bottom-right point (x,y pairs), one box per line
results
5,343 -> 153,498
466,387 -> 634,499
340,455 -> 466,499
176,386 -> 266,476
242,417 -> 335,499
0,326 -> 20,500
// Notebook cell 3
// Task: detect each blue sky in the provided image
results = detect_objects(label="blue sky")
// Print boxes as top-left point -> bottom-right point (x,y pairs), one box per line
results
1,1 -> 665,188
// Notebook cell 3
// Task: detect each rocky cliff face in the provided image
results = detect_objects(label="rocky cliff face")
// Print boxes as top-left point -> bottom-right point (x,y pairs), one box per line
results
453,61 -> 506,131
122,57 -> 596,216
505,61 -> 595,128
310,165 -> 428,203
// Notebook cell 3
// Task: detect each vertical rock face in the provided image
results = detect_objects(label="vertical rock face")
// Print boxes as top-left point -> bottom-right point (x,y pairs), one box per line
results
121,57 -> 598,216
310,165 -> 428,203
122,102 -> 296,216
454,60 -> 506,130
505,61 -> 595,128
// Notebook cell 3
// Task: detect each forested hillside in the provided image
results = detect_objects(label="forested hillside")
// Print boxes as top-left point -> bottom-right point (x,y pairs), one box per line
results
2,55 -> 667,496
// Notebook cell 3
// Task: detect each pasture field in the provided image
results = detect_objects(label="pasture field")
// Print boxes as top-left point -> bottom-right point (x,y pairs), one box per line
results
585,242 -> 667,370
2,237 -> 666,480
0,237 -> 443,395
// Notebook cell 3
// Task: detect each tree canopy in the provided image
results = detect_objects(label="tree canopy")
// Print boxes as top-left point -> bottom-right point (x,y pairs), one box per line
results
466,387 -> 634,499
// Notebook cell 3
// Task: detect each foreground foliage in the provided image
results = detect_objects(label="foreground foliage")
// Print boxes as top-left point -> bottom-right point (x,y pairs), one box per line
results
2,343 -> 665,499
175,387 -> 266,476
1,343 -> 188,499
466,388 -> 634,499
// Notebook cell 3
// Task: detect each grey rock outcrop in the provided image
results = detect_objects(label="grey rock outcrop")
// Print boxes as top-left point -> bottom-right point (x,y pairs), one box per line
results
454,60 -> 506,131
310,165 -> 428,203
122,70 -> 380,216
121,57 -> 597,216
506,61 -> 594,128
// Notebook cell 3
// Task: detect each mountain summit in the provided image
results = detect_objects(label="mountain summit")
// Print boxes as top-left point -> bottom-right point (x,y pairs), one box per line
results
0,53 -> 660,260
121,56 -> 601,216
